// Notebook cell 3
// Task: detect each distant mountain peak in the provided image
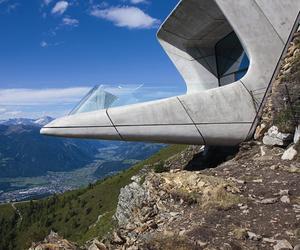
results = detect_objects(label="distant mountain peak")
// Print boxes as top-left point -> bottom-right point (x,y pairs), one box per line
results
34,116 -> 54,126
0,116 -> 54,127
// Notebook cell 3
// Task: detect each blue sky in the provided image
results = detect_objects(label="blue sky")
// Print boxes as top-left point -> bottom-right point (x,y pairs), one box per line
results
0,0 -> 185,119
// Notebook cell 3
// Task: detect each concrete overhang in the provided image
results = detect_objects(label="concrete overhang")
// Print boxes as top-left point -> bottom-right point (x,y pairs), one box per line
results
41,0 -> 300,146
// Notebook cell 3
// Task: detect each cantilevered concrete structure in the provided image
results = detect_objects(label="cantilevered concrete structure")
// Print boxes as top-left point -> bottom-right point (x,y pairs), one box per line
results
41,0 -> 300,146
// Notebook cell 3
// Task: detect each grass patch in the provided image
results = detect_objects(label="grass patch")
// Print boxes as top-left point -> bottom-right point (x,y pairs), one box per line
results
201,185 -> 242,210
274,108 -> 296,133
241,175 -> 262,182
231,226 -> 248,240
153,161 -> 168,173
171,190 -> 199,205
139,175 -> 146,185
168,174 -> 243,210
142,235 -> 198,250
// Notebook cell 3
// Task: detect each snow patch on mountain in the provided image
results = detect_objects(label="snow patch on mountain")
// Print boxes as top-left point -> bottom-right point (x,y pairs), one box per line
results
0,116 -> 54,127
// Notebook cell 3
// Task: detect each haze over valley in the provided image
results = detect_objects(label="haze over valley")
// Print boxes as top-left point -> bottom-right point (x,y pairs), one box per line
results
0,117 -> 164,203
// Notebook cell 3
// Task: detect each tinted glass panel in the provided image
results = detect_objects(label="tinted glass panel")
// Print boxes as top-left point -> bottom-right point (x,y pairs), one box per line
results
216,32 -> 249,86
69,85 -> 118,115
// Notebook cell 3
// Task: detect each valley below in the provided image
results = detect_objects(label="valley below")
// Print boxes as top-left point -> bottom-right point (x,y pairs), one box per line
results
0,118 -> 164,203
0,163 -> 99,203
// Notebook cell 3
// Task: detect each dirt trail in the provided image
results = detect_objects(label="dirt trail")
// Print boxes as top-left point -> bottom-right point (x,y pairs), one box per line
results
11,202 -> 23,226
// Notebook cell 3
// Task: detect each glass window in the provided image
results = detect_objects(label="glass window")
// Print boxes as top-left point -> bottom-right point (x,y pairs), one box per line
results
216,32 -> 249,86
68,84 -> 185,116
69,85 -> 118,115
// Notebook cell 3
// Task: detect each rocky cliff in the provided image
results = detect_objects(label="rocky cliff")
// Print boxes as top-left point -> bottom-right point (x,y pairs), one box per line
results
106,141 -> 300,250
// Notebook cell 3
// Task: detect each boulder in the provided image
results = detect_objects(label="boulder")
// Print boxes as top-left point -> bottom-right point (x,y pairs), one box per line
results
281,145 -> 297,161
88,239 -> 107,250
263,126 -> 293,146
247,231 -> 262,241
294,244 -> 300,250
259,198 -> 278,204
29,231 -> 78,250
111,232 -> 126,245
294,125 -> 300,144
280,195 -> 290,204
273,239 -> 293,250
254,123 -> 267,140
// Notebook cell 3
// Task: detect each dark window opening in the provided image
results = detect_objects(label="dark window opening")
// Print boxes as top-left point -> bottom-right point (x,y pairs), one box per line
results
215,32 -> 249,86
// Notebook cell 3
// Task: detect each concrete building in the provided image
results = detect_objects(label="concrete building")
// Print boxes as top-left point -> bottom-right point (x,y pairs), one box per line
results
41,0 -> 300,146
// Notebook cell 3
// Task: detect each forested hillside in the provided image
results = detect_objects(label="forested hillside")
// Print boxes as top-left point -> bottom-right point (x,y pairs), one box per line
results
0,145 -> 187,250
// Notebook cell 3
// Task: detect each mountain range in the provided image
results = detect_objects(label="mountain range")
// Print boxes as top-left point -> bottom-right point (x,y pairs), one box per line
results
0,116 -> 54,126
0,117 -> 164,178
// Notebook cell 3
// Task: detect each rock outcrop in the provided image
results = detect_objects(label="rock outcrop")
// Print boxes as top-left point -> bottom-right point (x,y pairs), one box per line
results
104,141 -> 300,250
114,173 -> 147,226
260,30 -> 300,134
262,126 -> 293,146
29,231 -> 79,250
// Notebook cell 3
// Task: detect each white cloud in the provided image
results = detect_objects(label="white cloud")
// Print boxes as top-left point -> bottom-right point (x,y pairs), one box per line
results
90,6 -> 160,29
1,1 -> 20,13
51,1 -> 68,15
40,41 -> 48,47
121,0 -> 148,4
62,17 -> 79,27
0,86 -> 182,106
0,86 -> 183,119
43,0 -> 52,5
40,40 -> 64,48
0,107 -> 6,113
0,87 -> 90,106
0,108 -> 69,120
130,0 -> 148,4
3,111 -> 22,117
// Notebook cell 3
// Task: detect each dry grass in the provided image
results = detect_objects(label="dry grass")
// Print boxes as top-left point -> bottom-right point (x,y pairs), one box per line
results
292,196 -> 300,205
172,184 -> 243,210
200,185 -> 242,210
37,243 -> 62,250
143,235 -> 198,250
279,165 -> 300,173
162,171 -> 244,210
295,228 -> 300,239
170,189 -> 199,205
231,226 -> 248,240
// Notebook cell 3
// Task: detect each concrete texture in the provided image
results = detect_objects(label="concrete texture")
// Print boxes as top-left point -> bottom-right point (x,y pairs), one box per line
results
41,0 -> 300,146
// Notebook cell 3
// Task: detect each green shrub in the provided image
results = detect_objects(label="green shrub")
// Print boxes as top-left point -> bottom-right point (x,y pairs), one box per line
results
274,107 -> 295,133
153,161 -> 168,173
139,175 -> 146,185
